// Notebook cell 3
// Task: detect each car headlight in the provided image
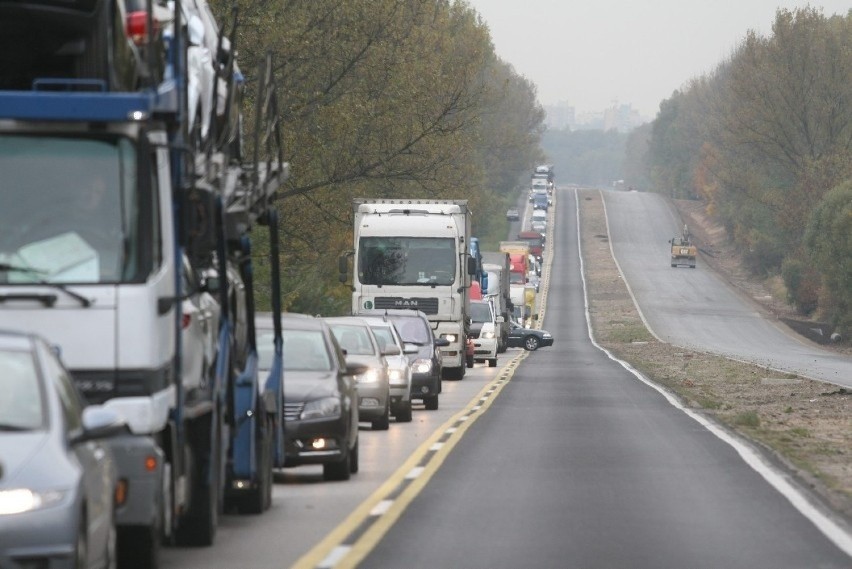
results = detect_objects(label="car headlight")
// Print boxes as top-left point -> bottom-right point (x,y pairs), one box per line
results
356,368 -> 380,384
412,359 -> 432,374
542,332 -> 552,338
482,330 -> 495,339
441,334 -> 457,343
388,368 -> 407,385
0,488 -> 67,515
301,397 -> 341,420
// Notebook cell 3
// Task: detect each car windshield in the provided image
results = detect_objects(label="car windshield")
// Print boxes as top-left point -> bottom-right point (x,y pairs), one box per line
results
0,348 -> 45,430
0,135 -> 151,284
387,316 -> 432,345
358,237 -> 456,286
370,326 -> 397,350
470,302 -> 492,323
256,330 -> 277,371
283,330 -> 332,371
329,324 -> 376,356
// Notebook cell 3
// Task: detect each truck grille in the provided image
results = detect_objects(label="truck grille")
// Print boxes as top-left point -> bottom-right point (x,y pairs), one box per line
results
284,402 -> 305,421
374,297 -> 439,314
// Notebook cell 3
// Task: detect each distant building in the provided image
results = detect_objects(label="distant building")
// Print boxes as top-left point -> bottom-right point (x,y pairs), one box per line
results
603,103 -> 644,133
543,101 -> 575,130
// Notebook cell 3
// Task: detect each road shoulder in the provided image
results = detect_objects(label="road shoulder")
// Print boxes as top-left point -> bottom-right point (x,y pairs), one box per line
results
578,188 -> 852,525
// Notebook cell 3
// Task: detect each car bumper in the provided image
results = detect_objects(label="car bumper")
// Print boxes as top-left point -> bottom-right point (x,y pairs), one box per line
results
411,371 -> 441,397
0,497 -> 80,569
539,337 -> 554,348
284,416 -> 349,466
472,337 -> 498,359
356,383 -> 389,419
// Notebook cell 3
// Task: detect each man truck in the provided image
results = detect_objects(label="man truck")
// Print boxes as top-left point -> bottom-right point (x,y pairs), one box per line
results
0,5 -> 287,566
343,199 -> 476,380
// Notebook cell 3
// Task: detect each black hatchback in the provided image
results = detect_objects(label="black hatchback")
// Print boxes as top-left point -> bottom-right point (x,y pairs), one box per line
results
356,309 -> 448,411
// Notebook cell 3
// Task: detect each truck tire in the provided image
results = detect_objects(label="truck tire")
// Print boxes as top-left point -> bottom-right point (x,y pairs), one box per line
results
241,416 -> 273,514
423,394 -> 439,411
175,426 -> 218,546
117,525 -> 160,569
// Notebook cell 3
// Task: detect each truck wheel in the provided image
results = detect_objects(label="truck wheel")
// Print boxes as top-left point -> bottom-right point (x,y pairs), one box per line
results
242,416 -> 273,514
117,525 -> 160,569
175,432 -> 218,545
423,395 -> 439,410
488,358 -> 497,367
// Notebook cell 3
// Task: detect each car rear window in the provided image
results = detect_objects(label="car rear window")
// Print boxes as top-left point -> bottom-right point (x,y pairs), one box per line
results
328,324 -> 376,355
283,330 -> 332,371
386,316 -> 431,344
0,349 -> 44,430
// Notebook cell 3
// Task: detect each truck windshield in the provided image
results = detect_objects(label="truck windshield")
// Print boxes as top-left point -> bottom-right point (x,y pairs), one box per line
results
0,135 -> 152,284
358,237 -> 456,286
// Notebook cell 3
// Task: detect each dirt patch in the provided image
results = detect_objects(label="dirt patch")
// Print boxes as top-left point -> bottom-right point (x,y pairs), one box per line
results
578,189 -> 852,525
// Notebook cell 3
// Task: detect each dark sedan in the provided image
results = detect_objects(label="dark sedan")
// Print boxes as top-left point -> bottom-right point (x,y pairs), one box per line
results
507,320 -> 554,351
257,314 -> 366,481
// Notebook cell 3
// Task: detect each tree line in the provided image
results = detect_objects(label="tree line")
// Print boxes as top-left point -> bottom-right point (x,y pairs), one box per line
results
625,7 -> 852,335
208,0 -> 545,315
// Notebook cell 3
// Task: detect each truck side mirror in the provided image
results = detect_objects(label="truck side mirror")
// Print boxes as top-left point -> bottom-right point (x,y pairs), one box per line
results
338,251 -> 353,283
467,256 -> 477,276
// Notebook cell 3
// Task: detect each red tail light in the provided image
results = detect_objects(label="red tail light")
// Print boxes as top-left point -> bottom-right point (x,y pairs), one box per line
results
126,11 -> 159,46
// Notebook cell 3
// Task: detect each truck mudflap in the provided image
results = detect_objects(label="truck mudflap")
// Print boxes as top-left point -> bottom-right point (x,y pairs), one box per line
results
109,433 -> 165,527
229,352 -> 260,484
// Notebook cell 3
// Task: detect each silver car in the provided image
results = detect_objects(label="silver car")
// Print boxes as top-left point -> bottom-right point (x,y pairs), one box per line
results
324,317 -> 395,431
0,330 -> 126,569
360,318 -> 418,423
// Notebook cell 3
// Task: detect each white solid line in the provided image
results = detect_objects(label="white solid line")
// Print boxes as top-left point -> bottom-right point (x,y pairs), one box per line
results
576,190 -> 852,557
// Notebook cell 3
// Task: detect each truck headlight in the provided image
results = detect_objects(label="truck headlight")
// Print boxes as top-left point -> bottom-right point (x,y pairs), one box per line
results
301,397 -> 341,420
442,334 -> 457,343
412,359 -> 432,374
0,488 -> 67,515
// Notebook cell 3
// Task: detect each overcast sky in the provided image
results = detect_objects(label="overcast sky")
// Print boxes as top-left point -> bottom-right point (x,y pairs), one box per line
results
464,0 -> 850,118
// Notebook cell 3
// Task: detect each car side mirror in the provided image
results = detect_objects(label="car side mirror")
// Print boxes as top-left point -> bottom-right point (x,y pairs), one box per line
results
73,405 -> 128,444
381,344 -> 401,356
434,337 -> 450,347
345,362 -> 369,376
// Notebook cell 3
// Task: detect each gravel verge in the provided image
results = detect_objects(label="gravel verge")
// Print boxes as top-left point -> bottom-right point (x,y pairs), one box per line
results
577,188 -> 852,525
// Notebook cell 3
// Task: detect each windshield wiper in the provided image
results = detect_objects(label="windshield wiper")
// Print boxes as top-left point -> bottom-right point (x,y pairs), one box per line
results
0,264 -> 92,308
0,424 -> 33,432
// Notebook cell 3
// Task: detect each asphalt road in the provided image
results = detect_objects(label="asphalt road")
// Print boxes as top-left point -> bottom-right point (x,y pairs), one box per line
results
161,188 -> 852,569
602,190 -> 852,389
360,188 -> 851,569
